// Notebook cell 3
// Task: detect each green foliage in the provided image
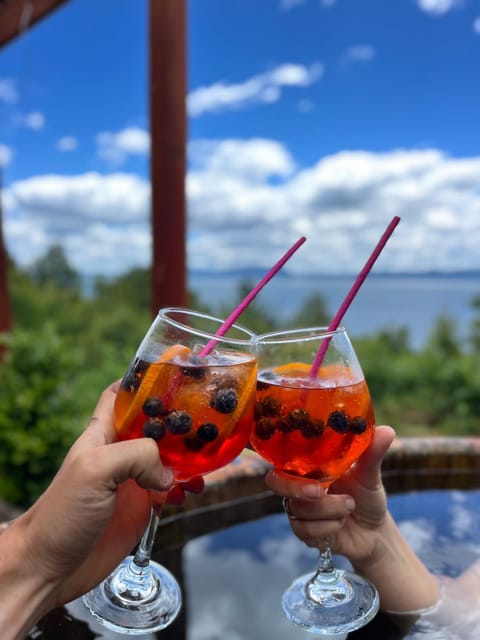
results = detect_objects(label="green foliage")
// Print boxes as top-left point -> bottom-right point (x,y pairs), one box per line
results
3,247 -> 480,505
29,244 -> 81,292
0,325 -> 82,507
217,279 -> 278,335
289,293 -> 330,329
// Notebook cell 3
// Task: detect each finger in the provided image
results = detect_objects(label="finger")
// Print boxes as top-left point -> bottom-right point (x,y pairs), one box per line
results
179,476 -> 205,494
265,470 -> 325,500
73,382 -> 121,452
289,517 -> 347,545
77,437 -> 174,491
284,494 -> 355,522
349,425 -> 396,490
166,484 -> 187,505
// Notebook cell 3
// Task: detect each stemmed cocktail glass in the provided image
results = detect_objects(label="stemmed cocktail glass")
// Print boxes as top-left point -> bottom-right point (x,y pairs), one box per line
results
250,325 -> 379,635
83,307 -> 257,634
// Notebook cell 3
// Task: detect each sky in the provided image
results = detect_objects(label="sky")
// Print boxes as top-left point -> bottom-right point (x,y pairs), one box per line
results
1,0 -> 480,278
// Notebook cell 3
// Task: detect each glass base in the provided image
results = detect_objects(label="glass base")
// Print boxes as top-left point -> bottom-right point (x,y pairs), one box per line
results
82,556 -> 181,635
282,568 -> 379,635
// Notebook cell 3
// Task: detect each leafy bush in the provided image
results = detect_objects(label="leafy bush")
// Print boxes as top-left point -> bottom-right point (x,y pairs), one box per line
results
0,325 -> 83,507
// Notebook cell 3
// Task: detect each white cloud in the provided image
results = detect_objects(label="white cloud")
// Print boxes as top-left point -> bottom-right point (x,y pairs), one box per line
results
187,63 -> 323,117
0,78 -> 19,104
96,127 -> 150,166
23,111 -> 45,130
3,142 -> 480,277
279,0 -> 306,10
0,144 -> 13,167
4,172 -> 150,275
56,136 -> 78,152
473,17 -> 480,33
417,0 -> 463,16
341,45 -> 376,64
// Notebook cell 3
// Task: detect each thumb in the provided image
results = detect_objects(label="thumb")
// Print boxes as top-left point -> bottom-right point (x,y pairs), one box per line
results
350,425 -> 396,490
93,438 -> 175,491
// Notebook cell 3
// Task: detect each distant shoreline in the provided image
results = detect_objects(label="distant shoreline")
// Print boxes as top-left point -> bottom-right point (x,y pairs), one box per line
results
189,270 -> 480,280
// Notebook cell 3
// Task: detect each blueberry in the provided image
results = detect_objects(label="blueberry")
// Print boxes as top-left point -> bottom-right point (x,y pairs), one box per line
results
256,370 -> 276,391
287,409 -> 310,430
255,417 -> 276,440
255,396 -> 280,419
197,422 -> 219,442
166,410 -> 193,435
327,410 -> 349,434
277,416 -> 296,433
143,396 -> 165,417
300,419 -> 325,439
350,416 -> 367,434
143,418 -> 166,441
121,359 -> 150,392
182,357 -> 206,379
214,375 -> 239,390
210,388 -> 238,414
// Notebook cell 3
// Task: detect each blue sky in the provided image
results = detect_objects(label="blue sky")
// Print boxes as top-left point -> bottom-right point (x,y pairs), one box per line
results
1,0 -> 480,277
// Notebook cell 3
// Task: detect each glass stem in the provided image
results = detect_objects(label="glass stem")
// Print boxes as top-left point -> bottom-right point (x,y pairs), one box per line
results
132,508 -> 159,569
106,507 -> 162,603
316,539 -> 336,575
306,538 -> 352,605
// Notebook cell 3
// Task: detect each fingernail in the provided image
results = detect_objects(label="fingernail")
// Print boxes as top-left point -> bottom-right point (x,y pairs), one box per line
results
301,483 -> 324,499
345,497 -> 355,512
159,467 -> 174,486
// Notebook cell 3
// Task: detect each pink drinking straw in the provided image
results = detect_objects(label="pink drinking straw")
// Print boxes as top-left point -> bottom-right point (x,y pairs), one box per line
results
199,236 -> 307,356
310,216 -> 401,377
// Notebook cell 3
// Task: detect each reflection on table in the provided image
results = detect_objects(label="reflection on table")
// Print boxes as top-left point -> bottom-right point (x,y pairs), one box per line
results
30,443 -> 480,640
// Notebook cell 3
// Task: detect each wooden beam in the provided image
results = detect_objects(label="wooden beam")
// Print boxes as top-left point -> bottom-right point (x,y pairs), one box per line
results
149,0 -> 187,316
0,0 -> 70,48
0,171 -> 12,352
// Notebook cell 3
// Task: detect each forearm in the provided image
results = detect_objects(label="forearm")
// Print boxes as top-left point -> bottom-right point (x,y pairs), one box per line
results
352,512 -> 440,613
0,519 -> 57,640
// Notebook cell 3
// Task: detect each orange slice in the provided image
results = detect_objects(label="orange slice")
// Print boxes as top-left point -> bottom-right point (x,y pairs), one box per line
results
116,344 -> 190,436
223,358 -> 258,433
274,362 -> 311,378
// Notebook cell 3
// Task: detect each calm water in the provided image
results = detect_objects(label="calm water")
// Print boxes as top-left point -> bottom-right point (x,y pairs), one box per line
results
189,274 -> 480,350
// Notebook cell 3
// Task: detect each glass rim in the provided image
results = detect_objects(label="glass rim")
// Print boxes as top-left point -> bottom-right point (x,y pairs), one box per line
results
157,306 -> 257,346
257,325 -> 346,345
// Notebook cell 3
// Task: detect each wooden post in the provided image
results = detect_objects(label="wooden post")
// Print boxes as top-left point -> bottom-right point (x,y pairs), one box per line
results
0,0 -> 70,48
149,0 -> 187,316
0,171 -> 12,355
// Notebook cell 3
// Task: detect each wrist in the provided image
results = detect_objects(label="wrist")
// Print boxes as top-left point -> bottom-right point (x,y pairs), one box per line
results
352,512 -> 440,613
0,515 -> 58,639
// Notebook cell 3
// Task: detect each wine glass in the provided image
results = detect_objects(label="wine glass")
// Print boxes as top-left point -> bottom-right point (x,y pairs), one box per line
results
83,307 -> 257,634
250,325 -> 379,635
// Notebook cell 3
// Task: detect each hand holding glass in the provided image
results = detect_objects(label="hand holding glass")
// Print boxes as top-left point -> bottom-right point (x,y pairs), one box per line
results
250,326 -> 379,635
83,308 -> 257,634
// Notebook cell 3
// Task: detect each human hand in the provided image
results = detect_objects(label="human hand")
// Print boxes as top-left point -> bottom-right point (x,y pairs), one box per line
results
8,382 -> 202,612
265,425 -> 395,566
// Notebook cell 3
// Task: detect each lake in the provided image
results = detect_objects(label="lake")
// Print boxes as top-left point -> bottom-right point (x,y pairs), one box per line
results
189,274 -> 480,350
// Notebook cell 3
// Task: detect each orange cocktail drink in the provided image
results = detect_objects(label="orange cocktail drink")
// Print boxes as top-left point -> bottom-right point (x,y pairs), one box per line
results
115,349 -> 256,480
251,327 -> 375,486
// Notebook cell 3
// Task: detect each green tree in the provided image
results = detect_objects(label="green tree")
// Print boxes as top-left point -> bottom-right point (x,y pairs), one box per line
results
0,325 -> 82,506
218,279 -> 277,335
29,244 -> 80,292
289,293 -> 329,328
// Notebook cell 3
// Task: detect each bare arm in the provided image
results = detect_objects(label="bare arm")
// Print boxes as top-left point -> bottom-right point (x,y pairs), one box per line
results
0,383 -> 176,640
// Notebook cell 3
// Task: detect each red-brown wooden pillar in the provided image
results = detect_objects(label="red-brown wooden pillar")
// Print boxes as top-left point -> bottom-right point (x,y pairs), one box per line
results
0,0 -> 70,48
149,0 -> 187,316
0,171 -> 12,354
